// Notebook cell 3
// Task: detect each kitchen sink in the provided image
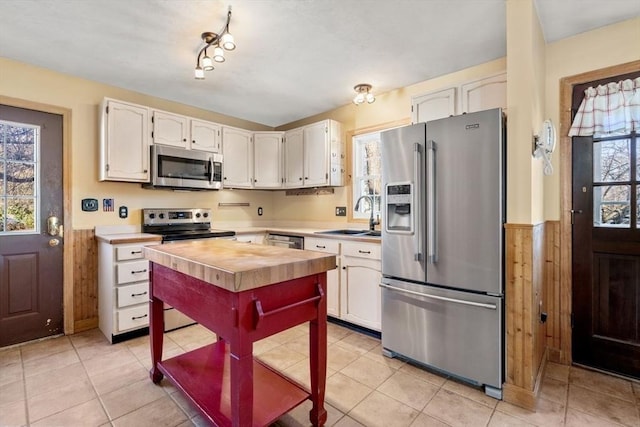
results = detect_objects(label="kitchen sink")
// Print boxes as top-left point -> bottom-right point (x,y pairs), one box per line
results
315,229 -> 381,237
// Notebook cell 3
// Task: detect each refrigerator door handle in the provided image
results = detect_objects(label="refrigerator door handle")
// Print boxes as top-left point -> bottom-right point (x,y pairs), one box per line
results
414,143 -> 422,261
379,283 -> 497,310
427,140 -> 437,263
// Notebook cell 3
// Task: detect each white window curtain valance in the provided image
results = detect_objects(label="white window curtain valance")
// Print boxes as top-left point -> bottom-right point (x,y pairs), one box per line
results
569,77 -> 640,137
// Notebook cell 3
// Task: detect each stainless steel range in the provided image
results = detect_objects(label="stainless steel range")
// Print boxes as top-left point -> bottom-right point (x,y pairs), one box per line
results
142,208 -> 235,330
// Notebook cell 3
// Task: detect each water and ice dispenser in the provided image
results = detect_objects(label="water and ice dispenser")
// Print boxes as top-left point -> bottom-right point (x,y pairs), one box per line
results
385,183 -> 413,233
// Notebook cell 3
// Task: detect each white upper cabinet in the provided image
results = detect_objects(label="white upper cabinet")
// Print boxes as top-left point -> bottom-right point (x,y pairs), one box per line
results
222,127 -> 253,188
99,98 -> 150,182
253,132 -> 283,189
190,119 -> 221,153
284,127 -> 304,188
303,121 -> 330,187
411,72 -> 507,124
284,119 -> 344,188
460,72 -> 507,114
151,110 -> 189,148
411,87 -> 457,124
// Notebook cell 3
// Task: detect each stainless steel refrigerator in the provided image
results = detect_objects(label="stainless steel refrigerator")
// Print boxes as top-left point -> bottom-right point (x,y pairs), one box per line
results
380,108 -> 504,399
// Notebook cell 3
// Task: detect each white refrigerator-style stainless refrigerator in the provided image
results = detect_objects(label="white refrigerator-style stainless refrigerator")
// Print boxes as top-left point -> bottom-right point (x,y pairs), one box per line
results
380,108 -> 505,399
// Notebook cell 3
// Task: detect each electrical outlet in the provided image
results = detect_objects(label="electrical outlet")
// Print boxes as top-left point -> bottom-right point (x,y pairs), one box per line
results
335,206 -> 347,216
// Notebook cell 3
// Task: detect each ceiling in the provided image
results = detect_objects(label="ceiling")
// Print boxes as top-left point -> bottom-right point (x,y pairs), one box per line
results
0,1 -> 638,127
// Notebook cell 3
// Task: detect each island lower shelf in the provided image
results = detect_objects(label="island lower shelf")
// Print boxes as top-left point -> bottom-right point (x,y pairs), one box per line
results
157,341 -> 309,426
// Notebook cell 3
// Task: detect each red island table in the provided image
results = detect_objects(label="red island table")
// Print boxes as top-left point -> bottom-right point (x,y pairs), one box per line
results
143,239 -> 336,427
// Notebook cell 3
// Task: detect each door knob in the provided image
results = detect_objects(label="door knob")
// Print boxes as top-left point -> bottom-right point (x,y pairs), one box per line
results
49,238 -> 60,247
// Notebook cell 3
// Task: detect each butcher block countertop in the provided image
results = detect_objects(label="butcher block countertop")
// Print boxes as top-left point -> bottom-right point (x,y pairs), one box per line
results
95,233 -> 162,245
143,239 -> 336,292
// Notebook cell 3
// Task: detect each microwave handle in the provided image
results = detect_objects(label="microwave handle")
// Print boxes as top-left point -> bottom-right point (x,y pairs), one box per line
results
209,158 -> 214,184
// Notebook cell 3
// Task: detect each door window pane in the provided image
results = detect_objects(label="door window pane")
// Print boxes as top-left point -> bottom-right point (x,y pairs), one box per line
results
593,139 -> 630,182
594,185 -> 629,227
0,120 -> 39,234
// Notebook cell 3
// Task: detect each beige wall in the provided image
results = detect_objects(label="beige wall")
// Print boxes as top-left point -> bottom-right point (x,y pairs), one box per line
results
0,57 -> 274,229
544,17 -> 640,220
505,0 -> 547,224
1,14 -> 637,228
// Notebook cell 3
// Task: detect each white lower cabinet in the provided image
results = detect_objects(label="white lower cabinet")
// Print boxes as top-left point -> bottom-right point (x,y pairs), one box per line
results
304,237 -> 381,331
341,242 -> 382,331
99,240 -> 158,343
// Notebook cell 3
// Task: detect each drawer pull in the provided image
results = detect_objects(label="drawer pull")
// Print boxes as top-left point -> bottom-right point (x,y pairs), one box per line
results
131,314 -> 148,320
254,283 -> 324,329
130,250 -> 142,255
131,269 -> 147,274
131,291 -> 147,297
316,245 -> 326,249
358,250 -> 371,254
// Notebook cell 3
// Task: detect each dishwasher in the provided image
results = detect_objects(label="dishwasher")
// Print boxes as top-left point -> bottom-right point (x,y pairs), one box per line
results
266,233 -> 304,249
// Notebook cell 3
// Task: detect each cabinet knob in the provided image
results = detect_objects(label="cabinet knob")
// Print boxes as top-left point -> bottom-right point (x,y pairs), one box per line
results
183,138 -> 187,142
299,177 -> 303,181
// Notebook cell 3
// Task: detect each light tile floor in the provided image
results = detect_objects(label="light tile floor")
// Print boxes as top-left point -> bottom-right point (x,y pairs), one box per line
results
1,322 -> 639,427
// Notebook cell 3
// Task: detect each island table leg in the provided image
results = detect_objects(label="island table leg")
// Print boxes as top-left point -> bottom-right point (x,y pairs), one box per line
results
309,275 -> 328,426
149,280 -> 164,383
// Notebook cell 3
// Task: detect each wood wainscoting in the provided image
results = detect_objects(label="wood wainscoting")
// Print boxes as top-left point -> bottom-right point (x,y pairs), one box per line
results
72,228 -> 99,332
544,221 -> 562,361
503,222 -> 548,410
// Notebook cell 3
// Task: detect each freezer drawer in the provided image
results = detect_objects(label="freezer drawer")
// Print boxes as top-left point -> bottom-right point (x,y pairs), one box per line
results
381,277 -> 503,391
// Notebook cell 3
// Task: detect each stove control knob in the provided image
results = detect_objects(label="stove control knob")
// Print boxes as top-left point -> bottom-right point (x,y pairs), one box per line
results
195,213 -> 201,218
203,212 -> 209,218
159,213 -> 165,219
149,213 -> 156,219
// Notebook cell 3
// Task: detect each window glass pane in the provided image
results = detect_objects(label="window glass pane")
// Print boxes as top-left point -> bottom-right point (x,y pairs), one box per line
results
1,120 -> 39,235
6,162 -> 35,196
593,139 -> 630,183
593,185 -> 629,227
352,131 -> 382,219
6,198 -> 35,232
5,124 -> 36,161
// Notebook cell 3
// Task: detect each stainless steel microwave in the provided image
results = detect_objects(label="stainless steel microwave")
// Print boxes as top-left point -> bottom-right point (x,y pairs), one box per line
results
144,145 -> 223,190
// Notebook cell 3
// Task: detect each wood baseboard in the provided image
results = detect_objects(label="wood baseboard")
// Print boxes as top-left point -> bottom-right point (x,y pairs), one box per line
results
74,317 -> 98,333
503,348 -> 548,411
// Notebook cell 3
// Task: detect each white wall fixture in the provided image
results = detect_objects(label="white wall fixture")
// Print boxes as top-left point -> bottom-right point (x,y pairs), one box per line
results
532,119 -> 556,176
353,83 -> 375,105
194,6 -> 236,79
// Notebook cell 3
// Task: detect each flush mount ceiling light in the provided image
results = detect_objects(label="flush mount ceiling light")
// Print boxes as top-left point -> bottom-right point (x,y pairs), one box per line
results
194,6 -> 236,79
353,83 -> 375,105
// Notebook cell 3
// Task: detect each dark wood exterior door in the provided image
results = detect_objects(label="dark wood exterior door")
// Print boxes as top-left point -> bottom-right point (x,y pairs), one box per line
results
572,130 -> 640,379
0,105 -> 64,347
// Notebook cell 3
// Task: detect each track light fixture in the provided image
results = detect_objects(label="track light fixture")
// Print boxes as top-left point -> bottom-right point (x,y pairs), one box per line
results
195,6 -> 235,79
353,83 -> 375,105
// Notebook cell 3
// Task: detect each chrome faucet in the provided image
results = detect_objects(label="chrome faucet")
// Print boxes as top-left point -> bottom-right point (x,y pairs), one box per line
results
355,195 -> 380,231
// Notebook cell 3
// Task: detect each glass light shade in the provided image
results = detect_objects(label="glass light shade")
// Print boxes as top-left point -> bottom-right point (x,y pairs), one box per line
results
366,92 -> 375,103
353,93 -> 365,105
221,33 -> 236,50
202,55 -> 214,71
194,66 -> 205,79
213,46 -> 225,63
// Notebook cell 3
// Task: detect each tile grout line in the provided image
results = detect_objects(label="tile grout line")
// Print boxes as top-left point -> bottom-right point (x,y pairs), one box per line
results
18,346 -> 30,427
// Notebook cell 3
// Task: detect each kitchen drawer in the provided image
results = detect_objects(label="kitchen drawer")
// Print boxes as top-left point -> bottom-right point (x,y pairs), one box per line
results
305,237 -> 340,254
116,260 -> 149,284
116,245 -> 146,261
117,305 -> 149,332
117,282 -> 149,308
342,242 -> 381,260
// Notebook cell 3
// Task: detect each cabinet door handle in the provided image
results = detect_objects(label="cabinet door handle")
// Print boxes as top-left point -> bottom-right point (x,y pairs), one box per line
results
132,314 -> 148,320
358,250 -> 371,254
131,291 -> 148,297
131,269 -> 147,274
130,250 -> 142,255
316,245 -> 326,249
